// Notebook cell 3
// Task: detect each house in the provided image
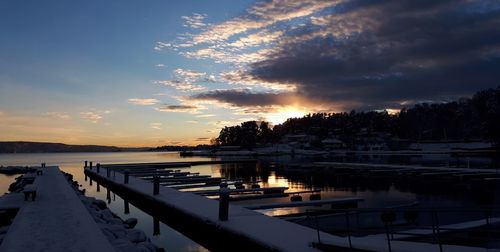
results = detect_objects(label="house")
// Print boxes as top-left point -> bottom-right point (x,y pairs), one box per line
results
321,138 -> 345,150
282,134 -> 317,149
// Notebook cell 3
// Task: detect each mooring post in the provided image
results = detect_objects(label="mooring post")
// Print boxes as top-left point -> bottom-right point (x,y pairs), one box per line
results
218,182 -> 230,221
153,217 -> 160,236
96,163 -> 100,173
89,161 -> 93,170
124,200 -> 130,214
106,188 -> 111,204
153,175 -> 160,195
124,170 -> 130,184
84,161 -> 88,168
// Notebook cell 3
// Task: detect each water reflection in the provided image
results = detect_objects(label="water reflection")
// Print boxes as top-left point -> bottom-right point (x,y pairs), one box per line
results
1,151 -> 499,250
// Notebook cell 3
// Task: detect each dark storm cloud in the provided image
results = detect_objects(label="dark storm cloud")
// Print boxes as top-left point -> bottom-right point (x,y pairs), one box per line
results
192,89 -> 297,106
245,0 -> 500,110
156,105 -> 199,113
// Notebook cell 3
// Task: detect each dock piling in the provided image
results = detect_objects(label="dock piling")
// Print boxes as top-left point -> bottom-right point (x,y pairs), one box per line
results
89,161 -> 93,170
124,200 -> 130,214
153,175 -> 160,195
85,161 -> 88,168
124,170 -> 130,184
96,163 -> 100,173
219,183 -> 230,221
153,217 -> 160,236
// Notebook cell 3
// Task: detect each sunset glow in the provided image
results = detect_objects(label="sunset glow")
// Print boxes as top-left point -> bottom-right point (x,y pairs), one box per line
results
1,0 -> 499,146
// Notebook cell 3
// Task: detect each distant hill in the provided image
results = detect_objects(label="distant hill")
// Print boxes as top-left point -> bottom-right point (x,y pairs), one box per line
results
0,141 -> 150,153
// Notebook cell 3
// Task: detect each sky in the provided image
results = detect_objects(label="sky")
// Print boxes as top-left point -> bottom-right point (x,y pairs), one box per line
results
1,0 -> 499,147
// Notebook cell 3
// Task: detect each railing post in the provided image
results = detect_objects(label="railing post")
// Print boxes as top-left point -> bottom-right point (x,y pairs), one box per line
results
89,161 -> 93,170
84,161 -> 88,168
96,163 -> 100,173
345,211 -> 352,249
381,211 -> 395,252
153,217 -> 160,236
314,213 -> 321,245
106,167 -> 111,178
218,183 -> 230,221
124,170 -> 130,184
106,188 -> 111,204
434,212 -> 443,252
124,200 -> 130,214
153,175 -> 160,195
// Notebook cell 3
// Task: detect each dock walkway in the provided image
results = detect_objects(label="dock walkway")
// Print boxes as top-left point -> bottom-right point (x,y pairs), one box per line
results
0,167 -> 114,252
86,166 -> 497,252
314,162 -> 498,173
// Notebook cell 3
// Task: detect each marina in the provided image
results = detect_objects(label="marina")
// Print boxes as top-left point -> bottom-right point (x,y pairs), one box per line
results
0,152 -> 499,251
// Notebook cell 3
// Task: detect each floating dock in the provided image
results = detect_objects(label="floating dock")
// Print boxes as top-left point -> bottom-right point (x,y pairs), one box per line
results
85,164 -> 498,252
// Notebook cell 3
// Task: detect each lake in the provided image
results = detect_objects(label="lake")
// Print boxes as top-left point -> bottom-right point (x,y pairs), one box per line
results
1,152 -> 498,251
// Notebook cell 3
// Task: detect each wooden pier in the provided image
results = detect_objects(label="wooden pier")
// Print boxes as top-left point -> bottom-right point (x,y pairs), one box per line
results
1,167 -> 114,252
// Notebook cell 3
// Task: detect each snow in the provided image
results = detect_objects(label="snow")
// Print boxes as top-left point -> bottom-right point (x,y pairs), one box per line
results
0,167 -> 115,252
0,193 -> 24,210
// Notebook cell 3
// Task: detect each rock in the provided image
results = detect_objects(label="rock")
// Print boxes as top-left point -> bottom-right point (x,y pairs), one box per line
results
124,218 -> 138,229
92,199 -> 107,210
135,242 -> 156,252
0,226 -> 9,234
108,218 -> 124,225
111,238 -> 137,252
100,224 -> 128,239
126,229 -> 147,243
101,209 -> 116,221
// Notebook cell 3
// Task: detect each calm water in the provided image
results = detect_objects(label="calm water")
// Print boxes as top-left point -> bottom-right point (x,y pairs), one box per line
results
1,152 -> 499,251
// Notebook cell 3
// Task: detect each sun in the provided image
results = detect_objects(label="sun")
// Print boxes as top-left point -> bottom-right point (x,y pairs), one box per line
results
265,107 -> 308,125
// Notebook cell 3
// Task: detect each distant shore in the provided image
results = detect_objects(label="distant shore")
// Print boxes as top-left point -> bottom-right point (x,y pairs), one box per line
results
0,141 -> 150,154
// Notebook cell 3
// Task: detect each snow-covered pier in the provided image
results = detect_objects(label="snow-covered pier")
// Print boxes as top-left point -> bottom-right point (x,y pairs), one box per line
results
85,164 -> 498,252
86,165 -> 348,251
0,166 -> 115,252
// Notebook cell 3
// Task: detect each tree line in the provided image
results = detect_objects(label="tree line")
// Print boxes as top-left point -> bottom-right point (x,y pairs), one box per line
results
213,87 -> 500,148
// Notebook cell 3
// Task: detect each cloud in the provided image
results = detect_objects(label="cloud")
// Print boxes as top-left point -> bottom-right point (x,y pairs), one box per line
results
195,137 -> 210,141
155,105 -> 200,113
150,122 -> 162,130
164,0 -> 500,113
190,0 -> 340,44
174,68 -> 206,81
191,89 -> 298,107
80,112 -> 103,123
207,120 -> 233,126
43,112 -> 71,120
220,70 -> 296,91
242,0 -> 500,110
195,114 -> 215,118
128,98 -> 159,105
182,13 -> 208,29
154,80 -> 206,92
